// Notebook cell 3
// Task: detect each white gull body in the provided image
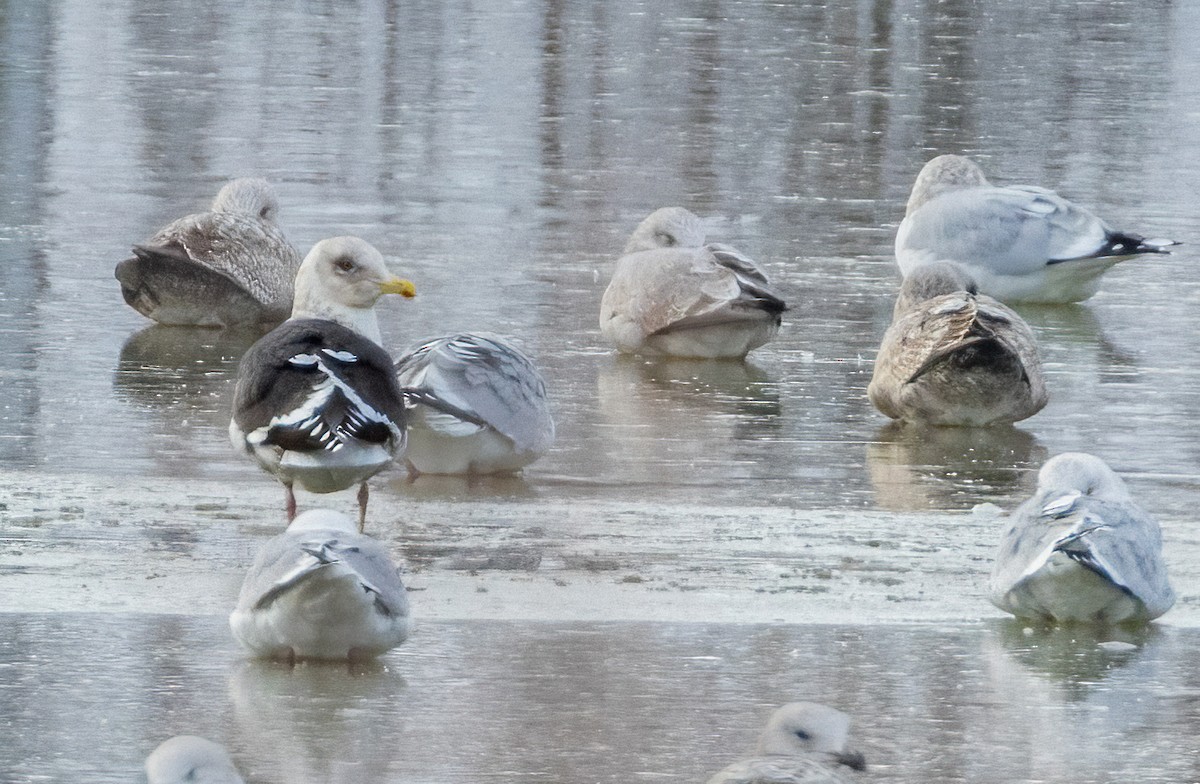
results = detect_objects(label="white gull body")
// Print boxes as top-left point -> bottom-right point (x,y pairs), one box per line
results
989,452 -> 1175,625
395,332 -> 555,475
895,155 -> 1176,304
229,509 -> 411,661
145,735 -> 244,784
706,702 -> 866,784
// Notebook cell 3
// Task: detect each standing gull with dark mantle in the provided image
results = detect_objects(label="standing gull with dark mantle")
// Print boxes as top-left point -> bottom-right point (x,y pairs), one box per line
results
394,332 -> 555,475
868,263 -> 1047,426
116,178 -> 303,327
229,509 -> 411,661
706,702 -> 866,784
895,154 -> 1176,303
230,236 -> 415,529
599,207 -> 787,358
989,452 -> 1175,625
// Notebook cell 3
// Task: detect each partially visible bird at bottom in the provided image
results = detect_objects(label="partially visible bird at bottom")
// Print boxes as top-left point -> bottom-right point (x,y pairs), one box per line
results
989,452 -> 1175,625
395,331 -> 555,475
868,262 -> 1047,426
229,509 -> 411,662
706,702 -> 867,784
145,735 -> 244,784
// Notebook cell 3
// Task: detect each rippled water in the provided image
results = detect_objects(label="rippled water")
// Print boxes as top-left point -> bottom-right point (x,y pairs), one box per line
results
2,0 -> 1200,780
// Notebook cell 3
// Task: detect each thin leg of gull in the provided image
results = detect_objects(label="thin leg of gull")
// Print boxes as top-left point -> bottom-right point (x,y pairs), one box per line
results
357,481 -> 369,533
404,458 -> 421,482
286,483 -> 297,522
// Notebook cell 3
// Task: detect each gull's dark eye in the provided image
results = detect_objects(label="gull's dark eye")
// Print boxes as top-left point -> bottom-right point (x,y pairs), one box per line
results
334,256 -> 356,272
655,231 -> 677,247
794,729 -> 811,741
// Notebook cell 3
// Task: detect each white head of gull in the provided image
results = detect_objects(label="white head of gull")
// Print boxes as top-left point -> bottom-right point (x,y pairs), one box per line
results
706,702 -> 866,784
989,452 -> 1175,625
394,332 -> 555,476
229,236 -> 415,530
115,177 -> 303,327
229,508 -> 411,662
895,154 -> 1178,303
599,207 -> 787,359
145,735 -> 244,784
868,262 -> 1048,427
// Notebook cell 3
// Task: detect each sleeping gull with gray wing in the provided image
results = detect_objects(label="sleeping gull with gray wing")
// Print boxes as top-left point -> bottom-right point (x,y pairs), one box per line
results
395,332 -> 555,475
707,702 -> 866,784
116,178 -> 302,327
600,207 -> 787,358
229,236 -> 415,530
989,452 -> 1175,625
229,508 -> 411,661
868,262 -> 1047,426
145,735 -> 244,784
895,154 -> 1176,303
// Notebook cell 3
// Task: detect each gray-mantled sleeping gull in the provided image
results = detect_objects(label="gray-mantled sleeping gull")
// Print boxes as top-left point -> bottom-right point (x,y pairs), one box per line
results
895,154 -> 1177,303
989,452 -> 1175,625
868,263 -> 1047,426
145,735 -> 244,784
599,207 -> 787,358
230,236 -> 414,530
229,509 -> 411,661
394,332 -> 555,475
707,702 -> 867,784
116,178 -> 303,327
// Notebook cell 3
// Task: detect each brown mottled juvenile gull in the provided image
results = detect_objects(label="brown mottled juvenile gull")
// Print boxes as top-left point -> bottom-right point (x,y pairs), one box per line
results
116,177 -> 303,327
989,452 -> 1175,625
868,263 -> 1047,426
394,332 -> 554,475
707,702 -> 867,784
229,509 -> 411,661
896,154 -> 1177,303
229,236 -> 415,529
145,736 -> 244,784
599,207 -> 787,358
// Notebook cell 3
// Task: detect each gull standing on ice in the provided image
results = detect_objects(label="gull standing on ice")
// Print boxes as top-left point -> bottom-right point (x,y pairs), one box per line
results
707,702 -> 867,784
895,154 -> 1176,303
116,178 -> 303,327
989,452 -> 1175,625
230,236 -> 415,529
599,207 -> 787,358
868,263 -> 1047,426
145,736 -> 244,784
394,332 -> 555,475
229,509 -> 411,661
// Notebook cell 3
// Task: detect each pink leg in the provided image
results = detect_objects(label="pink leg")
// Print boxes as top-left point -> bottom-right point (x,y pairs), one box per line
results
357,482 -> 369,533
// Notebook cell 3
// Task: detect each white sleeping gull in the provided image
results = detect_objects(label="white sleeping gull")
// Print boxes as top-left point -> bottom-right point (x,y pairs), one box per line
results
868,263 -> 1047,426
599,207 -> 787,358
116,178 -> 303,327
895,154 -> 1177,304
229,509 -> 411,661
989,452 -> 1175,625
230,236 -> 415,530
145,735 -> 244,784
707,702 -> 867,784
394,332 -> 555,475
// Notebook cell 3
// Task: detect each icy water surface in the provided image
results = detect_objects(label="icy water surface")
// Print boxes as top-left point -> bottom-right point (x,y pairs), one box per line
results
3,614 -> 1200,784
3,1 -> 1200,782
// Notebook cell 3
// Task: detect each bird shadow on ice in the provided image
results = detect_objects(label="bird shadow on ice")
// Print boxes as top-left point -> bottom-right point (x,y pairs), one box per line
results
865,421 -> 1047,512
112,323 -> 259,412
